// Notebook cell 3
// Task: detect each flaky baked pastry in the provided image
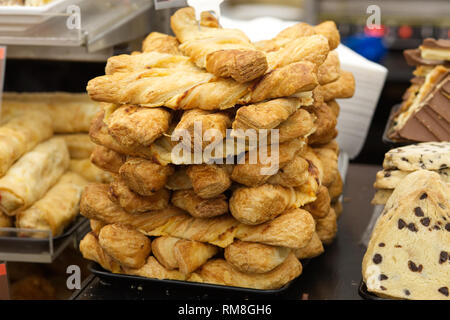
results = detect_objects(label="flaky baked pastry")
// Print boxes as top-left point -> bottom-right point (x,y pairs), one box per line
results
0,111 -> 53,177
151,236 -> 180,269
142,32 -> 181,55
302,185 -> 331,219
109,178 -> 170,214
294,232 -> 324,259
266,35 -> 329,72
232,98 -> 299,130
171,7 -> 268,83
313,147 -> 338,187
0,137 -> 69,215
122,256 -> 186,281
105,105 -> 171,148
69,159 -> 113,183
81,184 -> 317,249
230,137 -> 306,187
235,208 -> 315,249
315,207 -> 338,245
224,240 -> 290,274
119,157 -> 174,196
254,20 -> 340,52
189,252 -> 302,290
2,92 -> 101,134
79,232 -> 122,273
186,164 -> 231,199
165,166 -> 193,191
87,54 -> 318,111
305,102 -> 338,145
314,70 -> 355,102
79,8 -> 353,290
327,172 -> 343,202
276,108 -> 316,143
229,184 -> 298,225
90,219 -> 105,236
152,236 -> 219,274
16,172 -> 88,237
317,51 -> 341,85
98,224 -> 151,269
58,133 -> 95,159
174,239 -> 219,274
89,110 -> 155,159
171,189 -> 228,218
267,153 -> 310,188
174,109 -> 231,151
80,183 -> 185,232
90,145 -> 126,174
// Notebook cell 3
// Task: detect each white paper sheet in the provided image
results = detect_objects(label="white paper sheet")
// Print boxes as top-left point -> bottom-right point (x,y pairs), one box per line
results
221,16 -> 388,159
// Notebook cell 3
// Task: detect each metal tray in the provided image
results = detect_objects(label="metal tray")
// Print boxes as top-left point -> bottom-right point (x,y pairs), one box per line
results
0,216 -> 88,263
358,280 -> 388,300
89,259 -> 310,296
0,215 -> 85,243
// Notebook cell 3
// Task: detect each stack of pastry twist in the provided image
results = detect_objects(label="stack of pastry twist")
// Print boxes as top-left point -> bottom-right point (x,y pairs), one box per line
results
79,7 -> 355,289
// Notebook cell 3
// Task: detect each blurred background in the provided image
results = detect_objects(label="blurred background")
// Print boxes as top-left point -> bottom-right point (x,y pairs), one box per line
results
2,0 -> 450,164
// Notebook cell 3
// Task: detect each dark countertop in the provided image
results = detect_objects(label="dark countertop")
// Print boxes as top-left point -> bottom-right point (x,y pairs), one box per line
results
71,163 -> 381,300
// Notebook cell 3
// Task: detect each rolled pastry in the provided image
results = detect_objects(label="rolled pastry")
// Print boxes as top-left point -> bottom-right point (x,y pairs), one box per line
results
313,147 -> 338,187
2,92 -> 100,133
106,105 -> 171,148
142,32 -> 181,55
90,219 -> 106,236
151,236 -> 180,269
119,157 -> 174,196
174,239 -> 219,274
189,252 -> 302,290
294,232 -> 324,259
98,224 -> 151,269
171,189 -> 228,218
229,184 -> 297,225
90,145 -> 126,174
235,208 -> 316,249
302,185 -> 331,219
81,183 -> 316,249
152,235 -> 220,274
80,183 -> 186,232
165,166 -> 193,191
224,240 -> 291,273
122,256 -> 186,281
0,137 -> 70,215
0,111 -> 53,177
109,178 -> 170,214
79,232 -> 122,273
69,159 -> 113,183
171,7 -> 268,83
58,133 -> 95,159
15,172 -> 88,237
315,207 -> 338,245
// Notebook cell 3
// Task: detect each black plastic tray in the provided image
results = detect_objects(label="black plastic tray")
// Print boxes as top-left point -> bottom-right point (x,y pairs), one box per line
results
358,280 -> 387,300
89,259 -> 310,296
382,104 -> 411,148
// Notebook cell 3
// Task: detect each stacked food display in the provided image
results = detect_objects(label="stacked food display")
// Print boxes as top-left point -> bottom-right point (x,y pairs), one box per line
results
363,38 -> 450,300
0,93 -> 107,238
78,7 -> 355,289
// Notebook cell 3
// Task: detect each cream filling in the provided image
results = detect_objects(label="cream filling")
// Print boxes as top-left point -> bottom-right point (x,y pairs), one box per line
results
420,47 -> 450,61
396,66 -> 448,130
